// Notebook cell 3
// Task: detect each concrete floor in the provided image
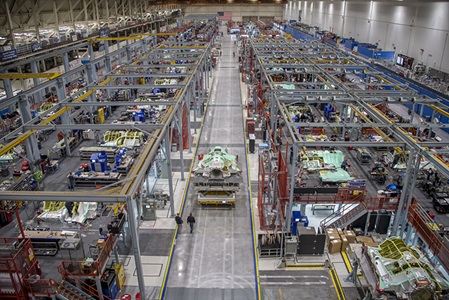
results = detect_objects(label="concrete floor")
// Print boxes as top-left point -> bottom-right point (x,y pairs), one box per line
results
164,30 -> 257,299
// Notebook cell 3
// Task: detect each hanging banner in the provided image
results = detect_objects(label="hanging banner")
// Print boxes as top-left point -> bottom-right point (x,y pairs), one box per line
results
0,49 -> 18,62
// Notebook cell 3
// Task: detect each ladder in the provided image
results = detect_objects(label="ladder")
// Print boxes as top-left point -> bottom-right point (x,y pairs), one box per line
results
320,203 -> 367,230
56,280 -> 96,300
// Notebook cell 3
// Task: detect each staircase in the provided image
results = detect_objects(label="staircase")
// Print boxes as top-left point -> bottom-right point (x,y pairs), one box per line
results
56,281 -> 96,300
320,203 -> 367,230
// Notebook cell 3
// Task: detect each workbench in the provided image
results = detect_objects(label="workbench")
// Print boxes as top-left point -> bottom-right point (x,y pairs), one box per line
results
79,147 -> 118,162
21,230 -> 79,256
59,238 -> 83,261
73,171 -> 122,186
116,156 -> 134,174
45,160 -> 59,174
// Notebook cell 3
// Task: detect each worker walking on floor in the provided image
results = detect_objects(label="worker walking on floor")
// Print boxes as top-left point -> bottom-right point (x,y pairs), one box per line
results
175,213 -> 183,232
68,172 -> 75,190
341,160 -> 348,171
187,213 -> 195,233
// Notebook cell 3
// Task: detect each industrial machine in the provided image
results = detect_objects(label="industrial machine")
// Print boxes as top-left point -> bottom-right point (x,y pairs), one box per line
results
432,192 -> 449,213
370,162 -> 388,184
365,237 -> 449,299
191,146 -> 241,205
356,147 -> 372,164
378,184 -> 400,197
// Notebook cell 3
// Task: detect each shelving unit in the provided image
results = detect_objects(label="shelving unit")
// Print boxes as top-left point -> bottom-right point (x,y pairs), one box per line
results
79,147 -> 118,162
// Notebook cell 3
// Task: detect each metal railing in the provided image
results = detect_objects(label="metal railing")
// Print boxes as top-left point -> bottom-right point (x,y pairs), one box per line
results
320,202 -> 366,229
293,188 -> 367,204
22,278 -> 57,297
408,203 -> 449,272
366,196 -> 400,211
58,234 -> 118,277
60,274 -> 112,300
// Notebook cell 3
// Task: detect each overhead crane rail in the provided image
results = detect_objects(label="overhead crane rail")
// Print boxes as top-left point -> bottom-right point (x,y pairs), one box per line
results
0,73 -> 62,80
349,104 -> 404,154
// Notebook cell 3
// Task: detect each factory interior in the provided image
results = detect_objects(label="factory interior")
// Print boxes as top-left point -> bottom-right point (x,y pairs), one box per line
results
0,0 -> 449,299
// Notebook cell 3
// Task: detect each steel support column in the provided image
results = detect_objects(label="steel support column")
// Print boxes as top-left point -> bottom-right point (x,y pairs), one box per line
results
410,102 -> 416,124
141,38 -> 147,53
185,88 -> 193,153
391,149 -> 415,235
126,46 -> 132,62
406,225 -> 415,244
4,1 -> 16,48
104,41 -> 112,73
400,153 -> 422,237
95,277 -> 104,299
428,110 -> 436,139
192,88 -> 197,134
412,231 -> 419,245
165,129 -> 176,217
87,41 -> 97,71
126,196 -> 146,300
3,77 -> 16,113
18,95 -> 39,162
419,103 -> 425,117
364,211 -> 371,236
270,90 -> 277,139
177,108 -> 185,181
286,144 -> 298,232
30,61 -> 44,101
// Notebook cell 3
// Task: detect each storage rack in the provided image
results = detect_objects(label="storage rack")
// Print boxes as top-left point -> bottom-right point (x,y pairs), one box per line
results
79,147 -> 118,163
50,137 -> 78,160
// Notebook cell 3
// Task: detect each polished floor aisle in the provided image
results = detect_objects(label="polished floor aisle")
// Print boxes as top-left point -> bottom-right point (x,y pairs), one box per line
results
164,30 -> 257,299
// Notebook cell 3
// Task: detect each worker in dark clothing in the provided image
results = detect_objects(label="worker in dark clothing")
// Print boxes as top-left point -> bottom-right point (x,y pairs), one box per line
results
175,213 -> 183,231
187,213 -> 195,233
65,202 -> 74,217
99,228 -> 108,240
434,172 -> 441,187
68,172 -> 75,190
341,160 -> 348,171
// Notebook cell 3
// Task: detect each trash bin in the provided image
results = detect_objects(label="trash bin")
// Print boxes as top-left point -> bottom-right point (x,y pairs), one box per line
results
171,143 -> 178,152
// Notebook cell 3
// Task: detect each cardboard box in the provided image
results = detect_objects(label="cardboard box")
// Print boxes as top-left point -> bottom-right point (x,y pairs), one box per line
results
340,235 -> 349,252
355,236 -> 373,244
328,239 -> 342,254
364,241 -> 378,248
326,228 -> 335,235
327,233 -> 340,241
96,239 -> 105,247
337,228 -> 344,236
344,230 -> 356,243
